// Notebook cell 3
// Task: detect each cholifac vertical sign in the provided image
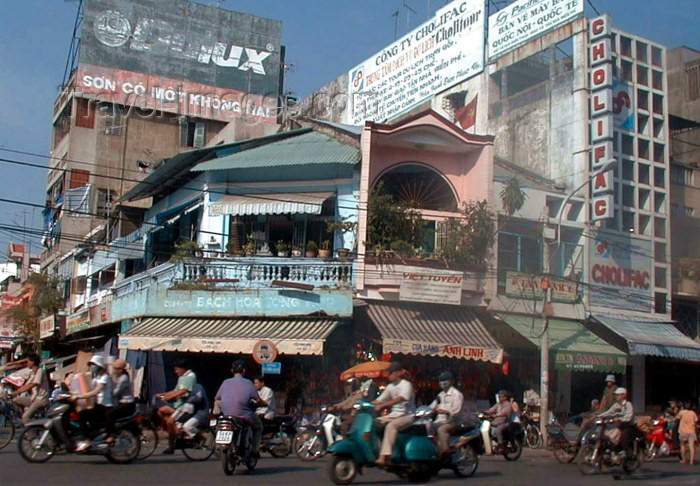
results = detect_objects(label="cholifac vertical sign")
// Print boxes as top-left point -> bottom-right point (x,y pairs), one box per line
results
589,15 -> 616,221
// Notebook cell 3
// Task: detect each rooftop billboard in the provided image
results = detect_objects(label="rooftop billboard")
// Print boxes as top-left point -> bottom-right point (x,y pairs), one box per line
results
76,0 -> 283,122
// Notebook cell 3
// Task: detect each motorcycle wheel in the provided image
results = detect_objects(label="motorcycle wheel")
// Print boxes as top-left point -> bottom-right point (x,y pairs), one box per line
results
525,424 -> 543,449
553,446 -> 577,464
642,442 -> 657,462
137,424 -> 158,460
182,430 -> 215,461
577,443 -> 601,475
269,437 -> 291,458
622,448 -> 643,474
106,429 -> 141,464
0,412 -> 16,450
328,455 -> 357,485
503,439 -> 523,461
18,425 -> 56,463
407,462 -> 433,484
453,444 -> 479,478
221,449 -> 235,476
293,430 -> 323,461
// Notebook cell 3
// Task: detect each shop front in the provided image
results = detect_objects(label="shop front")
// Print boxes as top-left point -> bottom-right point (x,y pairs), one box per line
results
354,300 -> 504,407
495,313 -> 627,415
587,312 -> 700,413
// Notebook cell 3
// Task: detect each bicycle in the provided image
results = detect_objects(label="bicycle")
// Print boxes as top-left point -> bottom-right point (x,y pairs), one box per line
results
0,398 -> 47,450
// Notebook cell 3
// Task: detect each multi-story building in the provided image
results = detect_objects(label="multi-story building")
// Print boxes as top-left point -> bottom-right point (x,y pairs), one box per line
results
667,46 -> 700,339
42,0 -> 285,282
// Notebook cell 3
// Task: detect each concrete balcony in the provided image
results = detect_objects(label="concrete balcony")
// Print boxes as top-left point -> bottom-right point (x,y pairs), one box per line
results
177,257 -> 353,289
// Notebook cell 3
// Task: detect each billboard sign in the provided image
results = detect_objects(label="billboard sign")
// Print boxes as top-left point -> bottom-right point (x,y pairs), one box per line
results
78,0 -> 282,122
347,0 -> 485,125
505,272 -> 579,303
589,230 -> 652,312
488,0 -> 584,60
40,316 -> 55,340
399,266 -> 464,305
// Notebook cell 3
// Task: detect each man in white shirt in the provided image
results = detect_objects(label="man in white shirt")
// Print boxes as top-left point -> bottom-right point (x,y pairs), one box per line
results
598,387 -> 635,456
429,371 -> 465,456
372,362 -> 415,466
253,376 -> 275,420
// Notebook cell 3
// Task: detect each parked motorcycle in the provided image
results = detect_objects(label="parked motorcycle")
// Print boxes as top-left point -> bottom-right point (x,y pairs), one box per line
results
478,413 -> 525,461
577,417 -> 644,477
643,416 -> 673,461
326,402 -> 480,484
259,415 -> 296,457
216,415 -> 258,475
17,395 -> 141,464
293,405 -> 341,461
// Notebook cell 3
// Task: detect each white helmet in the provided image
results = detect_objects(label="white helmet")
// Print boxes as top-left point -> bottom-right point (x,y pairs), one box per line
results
614,387 -> 627,396
88,354 -> 106,370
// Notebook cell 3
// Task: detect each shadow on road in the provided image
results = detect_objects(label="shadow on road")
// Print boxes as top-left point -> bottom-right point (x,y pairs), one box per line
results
628,467 -> 700,482
352,470 -> 503,484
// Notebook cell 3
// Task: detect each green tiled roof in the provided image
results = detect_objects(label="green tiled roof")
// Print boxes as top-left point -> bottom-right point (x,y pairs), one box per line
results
192,131 -> 359,172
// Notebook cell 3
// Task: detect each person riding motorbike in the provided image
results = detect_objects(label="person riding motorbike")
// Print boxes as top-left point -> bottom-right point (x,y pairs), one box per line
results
485,390 -> 513,450
155,358 -> 197,454
72,354 -> 114,452
428,371 -> 466,457
105,358 -> 135,443
10,353 -> 50,425
371,362 -> 415,466
329,378 -> 365,436
598,387 -> 635,457
253,376 -> 275,421
214,360 -> 263,453
174,382 -> 210,439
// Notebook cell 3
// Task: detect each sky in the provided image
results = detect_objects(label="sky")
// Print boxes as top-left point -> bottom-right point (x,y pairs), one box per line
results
0,0 -> 698,254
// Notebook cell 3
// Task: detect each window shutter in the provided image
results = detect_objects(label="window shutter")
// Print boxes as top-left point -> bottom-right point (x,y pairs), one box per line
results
193,122 -> 206,148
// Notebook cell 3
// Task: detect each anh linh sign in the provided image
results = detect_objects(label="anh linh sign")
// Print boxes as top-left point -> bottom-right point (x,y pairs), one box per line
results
347,0 -> 485,125
488,0 -> 584,60
589,15 -> 616,221
399,266 -> 463,305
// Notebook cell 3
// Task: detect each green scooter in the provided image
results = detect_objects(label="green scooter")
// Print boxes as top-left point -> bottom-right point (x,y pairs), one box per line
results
326,401 -> 481,484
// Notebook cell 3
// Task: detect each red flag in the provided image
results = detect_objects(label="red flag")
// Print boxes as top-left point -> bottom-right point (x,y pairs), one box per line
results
455,95 -> 478,130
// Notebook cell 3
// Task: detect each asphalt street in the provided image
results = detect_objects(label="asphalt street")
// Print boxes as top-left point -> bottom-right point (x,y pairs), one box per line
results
0,444 -> 698,485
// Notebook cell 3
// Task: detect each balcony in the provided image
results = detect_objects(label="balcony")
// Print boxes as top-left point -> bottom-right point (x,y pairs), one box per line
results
177,257 -> 353,290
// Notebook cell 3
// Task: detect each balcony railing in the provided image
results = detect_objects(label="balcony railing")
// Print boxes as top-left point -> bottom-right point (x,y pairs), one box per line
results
176,257 -> 354,289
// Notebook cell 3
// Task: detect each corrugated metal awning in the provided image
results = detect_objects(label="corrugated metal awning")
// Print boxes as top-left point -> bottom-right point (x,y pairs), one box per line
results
118,317 -> 341,355
497,314 -> 627,373
589,313 -> 700,361
364,301 -> 503,363
209,192 -> 334,217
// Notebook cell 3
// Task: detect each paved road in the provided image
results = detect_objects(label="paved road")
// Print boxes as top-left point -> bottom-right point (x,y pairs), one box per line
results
1,444 -> 698,485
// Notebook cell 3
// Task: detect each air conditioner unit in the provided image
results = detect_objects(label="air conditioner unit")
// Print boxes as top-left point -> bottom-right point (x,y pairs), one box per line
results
543,225 -> 557,241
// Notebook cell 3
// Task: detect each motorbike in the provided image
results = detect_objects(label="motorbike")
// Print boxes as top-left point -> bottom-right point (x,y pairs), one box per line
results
216,415 -> 258,475
547,416 -> 583,464
326,401 -> 481,484
478,413 -> 524,461
643,416 -> 673,461
577,417 -> 644,477
259,415 -> 296,457
17,395 -> 141,464
294,404 -> 342,461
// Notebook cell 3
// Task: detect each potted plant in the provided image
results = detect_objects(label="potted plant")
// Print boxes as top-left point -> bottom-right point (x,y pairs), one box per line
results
291,244 -> 303,258
243,234 -> 255,257
319,240 -> 332,259
169,240 -> 203,262
327,218 -> 357,259
305,240 -> 318,258
276,240 -> 290,257
226,238 -> 243,257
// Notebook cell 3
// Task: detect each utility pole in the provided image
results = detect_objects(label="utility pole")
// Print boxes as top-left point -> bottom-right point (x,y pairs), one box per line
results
540,277 -> 552,449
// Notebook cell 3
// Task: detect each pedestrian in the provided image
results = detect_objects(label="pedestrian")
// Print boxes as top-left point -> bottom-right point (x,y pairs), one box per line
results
253,376 -> 275,420
598,374 -> 617,413
677,401 -> 698,465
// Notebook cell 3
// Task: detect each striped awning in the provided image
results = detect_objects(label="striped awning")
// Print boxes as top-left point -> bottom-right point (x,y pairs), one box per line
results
118,317 -> 340,355
364,301 -> 503,363
209,192 -> 334,217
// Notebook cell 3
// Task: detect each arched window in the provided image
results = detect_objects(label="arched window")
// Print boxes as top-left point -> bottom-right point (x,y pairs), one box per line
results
374,163 -> 458,211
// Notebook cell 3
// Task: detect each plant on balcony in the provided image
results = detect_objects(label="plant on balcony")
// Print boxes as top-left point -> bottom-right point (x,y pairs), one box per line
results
367,181 -> 422,253
319,240 -> 332,259
291,244 -> 304,258
305,240 -> 318,258
390,240 -> 415,259
438,199 -> 495,270
276,240 -> 290,257
500,176 -> 527,216
243,234 -> 255,257
226,238 -> 243,257
326,217 -> 357,256
170,240 -> 203,262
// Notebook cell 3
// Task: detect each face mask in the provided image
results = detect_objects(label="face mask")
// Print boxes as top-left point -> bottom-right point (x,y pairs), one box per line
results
90,365 -> 101,374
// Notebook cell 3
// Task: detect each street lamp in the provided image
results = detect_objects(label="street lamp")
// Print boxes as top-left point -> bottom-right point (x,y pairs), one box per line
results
540,159 -> 617,448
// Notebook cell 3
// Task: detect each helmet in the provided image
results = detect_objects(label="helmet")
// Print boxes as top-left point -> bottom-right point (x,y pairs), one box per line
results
614,387 -> 627,395
497,389 -> 509,397
112,358 -> 127,370
438,371 -> 454,382
88,354 -> 106,370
